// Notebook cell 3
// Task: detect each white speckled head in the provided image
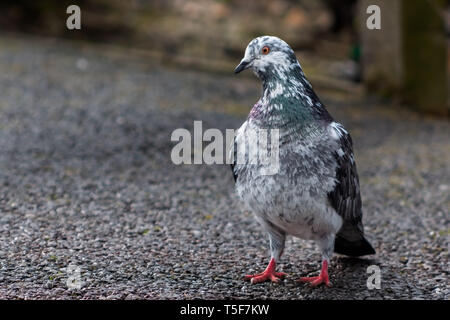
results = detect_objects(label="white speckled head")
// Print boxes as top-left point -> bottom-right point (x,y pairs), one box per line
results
234,36 -> 299,79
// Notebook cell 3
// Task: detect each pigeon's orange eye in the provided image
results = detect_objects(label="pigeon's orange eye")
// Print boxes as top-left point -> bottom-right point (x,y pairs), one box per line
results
261,46 -> 270,55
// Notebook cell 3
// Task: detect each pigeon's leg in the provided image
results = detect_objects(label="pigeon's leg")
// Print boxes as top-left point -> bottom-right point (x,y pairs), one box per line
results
245,228 -> 286,284
298,234 -> 334,287
298,259 -> 330,287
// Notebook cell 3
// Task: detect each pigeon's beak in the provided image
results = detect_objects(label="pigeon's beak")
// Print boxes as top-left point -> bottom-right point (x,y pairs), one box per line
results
234,60 -> 251,74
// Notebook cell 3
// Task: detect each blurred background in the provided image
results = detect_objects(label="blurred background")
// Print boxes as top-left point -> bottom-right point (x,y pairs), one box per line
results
0,0 -> 448,300
0,0 -> 448,114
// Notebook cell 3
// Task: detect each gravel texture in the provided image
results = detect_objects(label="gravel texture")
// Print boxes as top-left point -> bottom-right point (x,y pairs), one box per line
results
0,35 -> 448,300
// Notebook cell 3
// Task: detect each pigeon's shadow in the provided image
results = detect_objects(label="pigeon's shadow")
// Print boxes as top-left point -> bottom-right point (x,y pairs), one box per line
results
335,256 -> 377,267
328,256 -> 379,289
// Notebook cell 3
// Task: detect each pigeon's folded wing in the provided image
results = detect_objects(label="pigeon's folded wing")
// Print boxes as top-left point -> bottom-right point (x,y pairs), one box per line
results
328,123 -> 376,256
327,125 -> 363,226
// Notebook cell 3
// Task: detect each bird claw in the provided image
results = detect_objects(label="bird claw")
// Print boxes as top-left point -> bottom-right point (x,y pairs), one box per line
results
298,275 -> 332,287
245,271 -> 286,284
297,260 -> 331,287
244,258 -> 286,284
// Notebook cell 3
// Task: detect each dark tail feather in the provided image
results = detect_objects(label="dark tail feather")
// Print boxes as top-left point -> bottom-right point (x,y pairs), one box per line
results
334,235 -> 375,257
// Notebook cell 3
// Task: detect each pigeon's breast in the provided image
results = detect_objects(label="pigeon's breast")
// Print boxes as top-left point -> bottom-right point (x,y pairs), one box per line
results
233,121 -> 343,239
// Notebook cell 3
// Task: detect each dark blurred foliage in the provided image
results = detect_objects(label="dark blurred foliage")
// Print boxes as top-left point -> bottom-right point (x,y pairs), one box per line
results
0,0 -> 352,64
0,0 -> 133,41
0,1 -> 334,43
0,0 -> 358,39
324,0 -> 357,33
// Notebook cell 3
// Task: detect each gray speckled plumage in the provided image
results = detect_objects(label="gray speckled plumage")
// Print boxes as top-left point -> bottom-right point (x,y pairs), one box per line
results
231,36 -> 375,274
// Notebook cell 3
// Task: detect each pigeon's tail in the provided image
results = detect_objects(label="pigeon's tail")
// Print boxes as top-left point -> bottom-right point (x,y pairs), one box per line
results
334,234 -> 375,257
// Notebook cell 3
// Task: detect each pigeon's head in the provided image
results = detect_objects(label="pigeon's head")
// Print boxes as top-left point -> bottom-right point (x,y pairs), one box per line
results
234,36 -> 299,81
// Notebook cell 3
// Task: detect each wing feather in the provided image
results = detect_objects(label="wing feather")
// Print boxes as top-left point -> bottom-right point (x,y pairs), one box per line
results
327,124 -> 363,224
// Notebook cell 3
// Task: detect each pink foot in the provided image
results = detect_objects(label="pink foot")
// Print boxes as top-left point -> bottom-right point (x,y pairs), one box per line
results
245,258 -> 287,284
298,260 -> 332,287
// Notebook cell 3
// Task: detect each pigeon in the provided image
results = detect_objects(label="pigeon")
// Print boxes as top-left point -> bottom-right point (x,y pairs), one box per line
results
231,36 -> 375,286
